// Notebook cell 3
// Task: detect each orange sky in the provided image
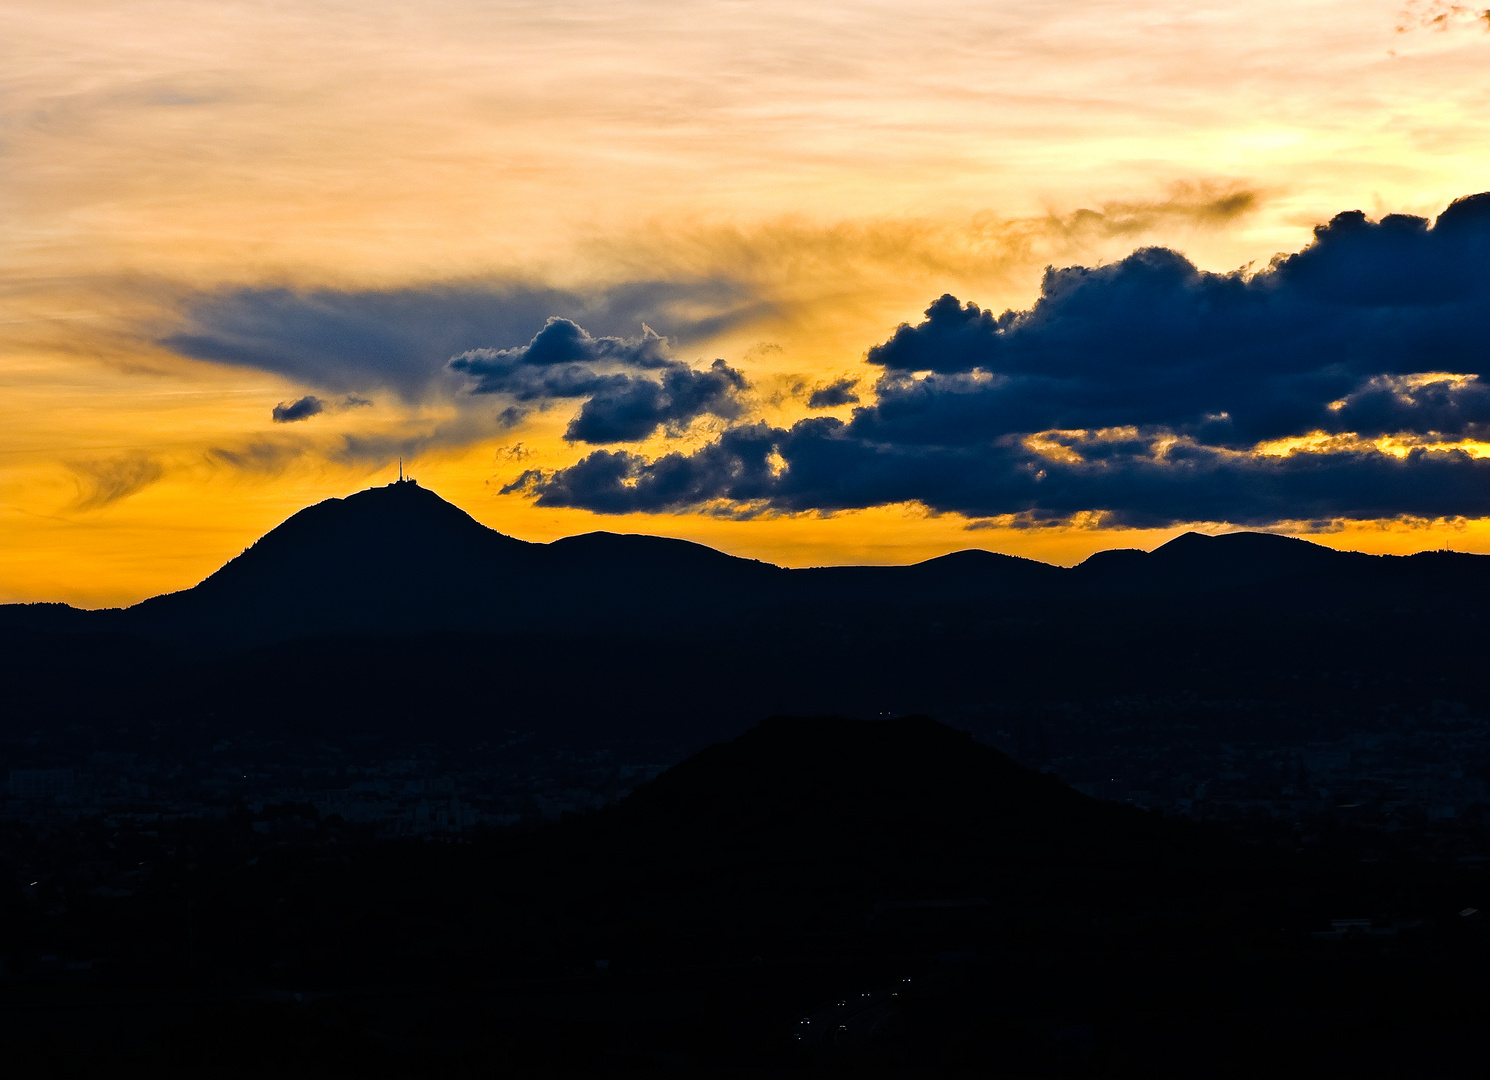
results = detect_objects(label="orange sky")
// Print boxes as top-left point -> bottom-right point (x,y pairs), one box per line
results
4,1 -> 1490,607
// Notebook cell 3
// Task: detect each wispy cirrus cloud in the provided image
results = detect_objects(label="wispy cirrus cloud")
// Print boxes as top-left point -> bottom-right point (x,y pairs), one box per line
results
1395,2 -> 1490,34
588,183 -> 1267,330
67,452 -> 165,510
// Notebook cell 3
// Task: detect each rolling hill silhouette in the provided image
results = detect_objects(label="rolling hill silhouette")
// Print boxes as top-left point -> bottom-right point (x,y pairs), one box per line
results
546,713 -> 1227,924
2,479 -> 1487,646
289,715 -> 1257,976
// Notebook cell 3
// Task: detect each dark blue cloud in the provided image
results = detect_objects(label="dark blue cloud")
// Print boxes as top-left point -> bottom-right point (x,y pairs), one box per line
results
271,395 -> 324,423
511,193 -> 1490,526
807,378 -> 860,408
449,317 -> 673,398
862,194 -> 1490,448
506,417 -> 1490,527
564,359 -> 747,443
449,319 -> 748,443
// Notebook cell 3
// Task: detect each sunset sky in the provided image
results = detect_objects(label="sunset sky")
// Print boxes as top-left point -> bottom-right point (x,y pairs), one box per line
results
4,0 -> 1490,607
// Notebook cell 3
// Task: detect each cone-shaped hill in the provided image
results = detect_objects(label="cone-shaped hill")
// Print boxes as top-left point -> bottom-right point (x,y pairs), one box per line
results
125,480 -> 790,642
525,715 -> 1253,940
127,480 -> 535,640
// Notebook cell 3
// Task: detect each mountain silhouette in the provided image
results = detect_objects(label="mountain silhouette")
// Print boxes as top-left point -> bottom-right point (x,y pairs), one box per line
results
118,480 -> 792,643
1072,528 -> 1376,595
2,480 -> 1487,646
513,714 -> 1243,940
129,480 -> 539,639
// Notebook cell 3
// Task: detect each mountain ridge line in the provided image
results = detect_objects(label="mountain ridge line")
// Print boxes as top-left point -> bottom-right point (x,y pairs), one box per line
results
2,478 -> 1486,647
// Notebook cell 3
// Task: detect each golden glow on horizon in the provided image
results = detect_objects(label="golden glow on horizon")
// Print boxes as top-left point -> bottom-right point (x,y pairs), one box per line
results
4,1 -> 1490,605
1255,433 -> 1490,460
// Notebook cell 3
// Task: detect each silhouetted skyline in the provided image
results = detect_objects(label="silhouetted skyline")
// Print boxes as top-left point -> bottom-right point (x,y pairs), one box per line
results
7,5 -> 1490,1072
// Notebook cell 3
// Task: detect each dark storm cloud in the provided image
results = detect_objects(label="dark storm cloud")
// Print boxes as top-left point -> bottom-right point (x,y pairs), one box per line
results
862,195 -> 1490,447
448,317 -> 674,396
563,358 -> 748,443
271,395 -> 324,422
510,193 -> 1490,526
807,378 -> 860,408
449,318 -> 748,443
162,278 -> 767,402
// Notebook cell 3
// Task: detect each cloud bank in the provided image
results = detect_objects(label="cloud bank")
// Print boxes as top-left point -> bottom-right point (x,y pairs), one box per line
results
508,193 -> 1490,528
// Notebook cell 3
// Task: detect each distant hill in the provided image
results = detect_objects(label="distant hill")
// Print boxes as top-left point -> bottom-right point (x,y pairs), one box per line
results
1074,529 -> 1371,594
1,479 -> 1487,647
593,713 -> 1187,884
502,713 -> 1251,942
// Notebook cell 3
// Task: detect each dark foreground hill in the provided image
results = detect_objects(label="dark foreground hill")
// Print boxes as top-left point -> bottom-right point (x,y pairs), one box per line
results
5,714 -> 1489,1077
547,715 -> 1223,931
4,479 -> 1489,649
314,716 -> 1243,970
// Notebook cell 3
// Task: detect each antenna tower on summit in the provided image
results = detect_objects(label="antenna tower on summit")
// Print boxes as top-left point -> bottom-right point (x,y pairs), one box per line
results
398,457 -> 403,482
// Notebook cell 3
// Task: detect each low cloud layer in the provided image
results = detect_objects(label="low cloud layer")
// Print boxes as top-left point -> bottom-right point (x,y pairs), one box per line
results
509,193 -> 1490,528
